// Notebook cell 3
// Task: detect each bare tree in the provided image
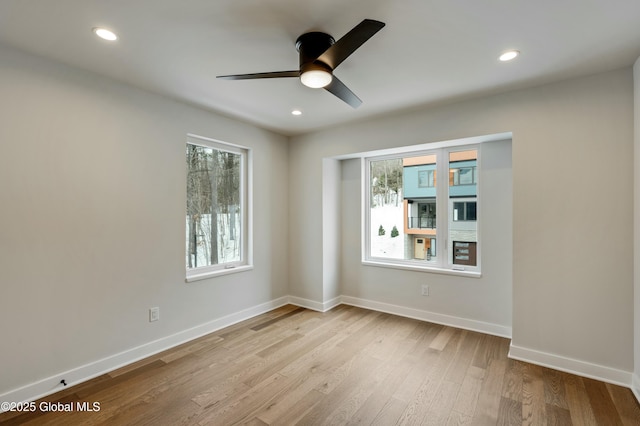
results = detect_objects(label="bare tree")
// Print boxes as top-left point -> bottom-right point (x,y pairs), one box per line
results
370,159 -> 402,207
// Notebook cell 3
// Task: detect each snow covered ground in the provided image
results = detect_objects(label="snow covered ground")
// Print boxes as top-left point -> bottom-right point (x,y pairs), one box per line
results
186,213 -> 241,267
370,204 -> 405,259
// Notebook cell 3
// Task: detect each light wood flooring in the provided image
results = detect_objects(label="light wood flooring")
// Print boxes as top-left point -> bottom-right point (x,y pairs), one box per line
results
1,304 -> 639,425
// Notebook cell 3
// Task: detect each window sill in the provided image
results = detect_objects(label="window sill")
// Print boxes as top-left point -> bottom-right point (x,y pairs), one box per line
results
186,264 -> 254,283
362,260 -> 481,278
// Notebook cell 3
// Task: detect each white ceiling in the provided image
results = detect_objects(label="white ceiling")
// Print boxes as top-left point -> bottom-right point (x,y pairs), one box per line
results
1,0 -> 640,136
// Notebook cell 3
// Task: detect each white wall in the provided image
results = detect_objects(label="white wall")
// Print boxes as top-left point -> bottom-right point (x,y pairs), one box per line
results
322,158 -> 341,303
634,56 -> 640,398
290,68 -> 635,381
0,44 -> 289,397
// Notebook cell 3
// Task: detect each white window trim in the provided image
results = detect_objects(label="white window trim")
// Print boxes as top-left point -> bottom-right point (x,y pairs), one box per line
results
185,133 -> 253,282
362,142 -> 482,276
186,264 -> 254,283
361,258 -> 481,278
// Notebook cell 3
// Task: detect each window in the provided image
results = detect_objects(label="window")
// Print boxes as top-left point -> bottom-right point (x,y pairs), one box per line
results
186,134 -> 251,280
366,146 -> 479,273
453,201 -> 477,221
417,202 -> 436,228
451,167 -> 476,185
418,170 -> 435,187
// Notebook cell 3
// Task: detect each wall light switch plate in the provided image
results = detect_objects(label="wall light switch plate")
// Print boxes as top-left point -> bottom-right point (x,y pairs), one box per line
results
149,307 -> 160,322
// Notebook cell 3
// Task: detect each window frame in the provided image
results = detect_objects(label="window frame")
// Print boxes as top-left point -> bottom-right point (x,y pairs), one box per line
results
185,134 -> 253,282
363,144 -> 481,277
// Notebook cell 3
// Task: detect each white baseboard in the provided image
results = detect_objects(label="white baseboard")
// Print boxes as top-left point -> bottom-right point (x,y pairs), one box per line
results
288,294 -> 512,338
0,296 -> 290,408
340,295 -> 512,338
288,295 -> 341,312
632,373 -> 640,404
508,343 -> 632,388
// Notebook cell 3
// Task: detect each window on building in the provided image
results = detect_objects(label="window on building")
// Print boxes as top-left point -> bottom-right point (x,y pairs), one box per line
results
365,146 -> 479,273
418,170 -> 435,187
186,134 -> 250,280
451,166 -> 476,186
453,201 -> 477,221
417,202 -> 436,228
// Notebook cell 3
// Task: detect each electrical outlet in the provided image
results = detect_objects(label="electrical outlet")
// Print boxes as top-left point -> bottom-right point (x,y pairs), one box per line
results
421,284 -> 429,296
149,307 -> 160,322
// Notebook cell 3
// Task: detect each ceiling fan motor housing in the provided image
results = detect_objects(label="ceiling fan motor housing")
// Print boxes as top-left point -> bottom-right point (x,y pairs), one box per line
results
296,32 -> 335,70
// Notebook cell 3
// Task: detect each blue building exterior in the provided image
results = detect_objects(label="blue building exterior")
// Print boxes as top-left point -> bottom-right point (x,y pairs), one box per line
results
402,153 -> 477,263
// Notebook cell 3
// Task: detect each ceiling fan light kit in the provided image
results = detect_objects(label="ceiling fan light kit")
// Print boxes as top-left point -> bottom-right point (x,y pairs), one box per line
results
300,69 -> 332,88
217,19 -> 385,108
299,62 -> 333,88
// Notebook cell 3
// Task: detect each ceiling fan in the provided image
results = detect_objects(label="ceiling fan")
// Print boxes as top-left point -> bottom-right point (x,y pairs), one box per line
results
217,19 -> 385,108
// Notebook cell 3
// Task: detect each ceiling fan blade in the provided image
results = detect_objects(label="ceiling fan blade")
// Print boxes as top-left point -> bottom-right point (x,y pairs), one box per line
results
316,19 -> 385,70
217,71 -> 299,80
324,75 -> 362,108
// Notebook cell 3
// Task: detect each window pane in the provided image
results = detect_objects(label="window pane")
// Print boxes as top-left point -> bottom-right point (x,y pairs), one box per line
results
418,170 -> 427,187
451,169 -> 459,186
466,202 -> 477,221
461,168 -> 473,184
449,150 -> 477,266
370,158 -> 405,259
401,154 -> 438,262
186,144 -> 241,269
453,202 -> 463,221
417,202 -> 436,229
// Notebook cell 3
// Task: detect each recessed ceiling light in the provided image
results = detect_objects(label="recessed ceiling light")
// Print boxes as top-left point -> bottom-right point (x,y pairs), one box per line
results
291,109 -> 302,116
499,50 -> 519,61
93,27 -> 118,41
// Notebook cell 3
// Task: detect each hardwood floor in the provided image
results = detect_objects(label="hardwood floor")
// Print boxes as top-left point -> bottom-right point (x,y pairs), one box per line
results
1,305 -> 639,425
